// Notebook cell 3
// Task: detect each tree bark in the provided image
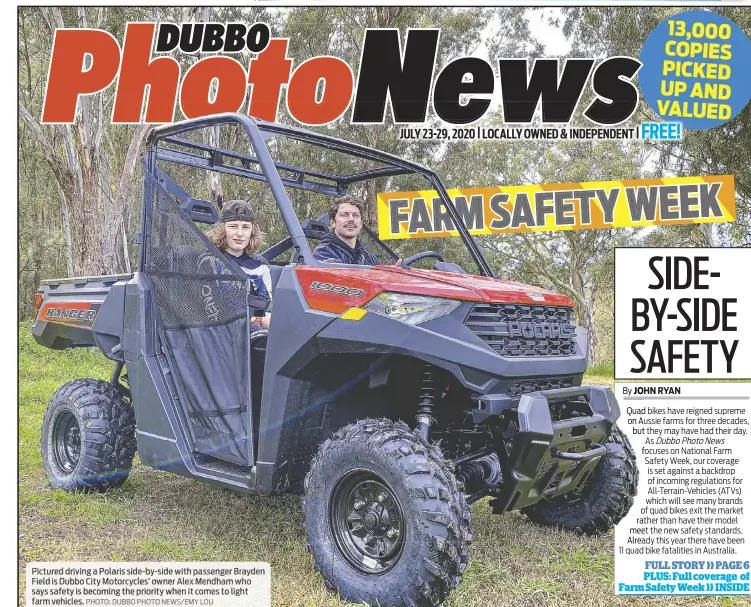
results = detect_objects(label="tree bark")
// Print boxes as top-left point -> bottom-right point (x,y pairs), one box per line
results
19,90 -> 148,276
698,223 -> 715,247
121,221 -> 132,274
99,123 -> 149,274
20,7 -> 155,277
203,125 -> 224,209
571,265 -> 598,367
57,184 -> 74,277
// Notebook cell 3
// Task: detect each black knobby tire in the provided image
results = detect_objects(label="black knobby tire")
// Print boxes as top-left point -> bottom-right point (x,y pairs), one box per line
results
303,419 -> 472,607
521,426 -> 637,535
41,378 -> 137,493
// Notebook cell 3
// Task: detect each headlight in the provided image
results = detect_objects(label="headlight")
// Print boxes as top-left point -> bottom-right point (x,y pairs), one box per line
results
364,292 -> 461,325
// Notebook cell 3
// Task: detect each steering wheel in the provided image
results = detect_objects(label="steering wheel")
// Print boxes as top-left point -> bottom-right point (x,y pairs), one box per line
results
399,251 -> 444,267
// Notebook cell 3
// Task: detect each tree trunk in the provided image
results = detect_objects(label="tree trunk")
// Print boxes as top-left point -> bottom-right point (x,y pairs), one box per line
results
58,185 -> 74,277
581,298 -> 598,367
121,221 -> 132,274
31,253 -> 42,316
571,266 -> 598,367
698,223 -> 715,246
98,124 -> 149,274
20,7 -> 149,278
204,125 -> 224,209
364,126 -> 379,224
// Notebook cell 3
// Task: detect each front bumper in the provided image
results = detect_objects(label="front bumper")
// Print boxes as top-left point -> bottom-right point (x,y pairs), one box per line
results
484,386 -> 620,512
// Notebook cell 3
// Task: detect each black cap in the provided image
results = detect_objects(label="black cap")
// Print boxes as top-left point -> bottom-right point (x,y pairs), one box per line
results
219,200 -> 256,223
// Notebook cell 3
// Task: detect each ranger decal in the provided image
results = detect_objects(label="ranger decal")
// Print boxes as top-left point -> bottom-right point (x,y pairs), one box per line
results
40,302 -> 102,328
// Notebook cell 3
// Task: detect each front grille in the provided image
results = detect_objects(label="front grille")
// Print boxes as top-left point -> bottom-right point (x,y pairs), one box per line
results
506,376 -> 574,397
465,303 -> 577,357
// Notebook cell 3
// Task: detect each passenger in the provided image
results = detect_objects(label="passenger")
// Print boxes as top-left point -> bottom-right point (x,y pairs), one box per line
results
313,195 -> 379,266
209,199 -> 272,329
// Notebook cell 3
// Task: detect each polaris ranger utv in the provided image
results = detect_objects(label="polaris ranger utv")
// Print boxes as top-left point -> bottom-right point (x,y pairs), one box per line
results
33,113 -> 636,607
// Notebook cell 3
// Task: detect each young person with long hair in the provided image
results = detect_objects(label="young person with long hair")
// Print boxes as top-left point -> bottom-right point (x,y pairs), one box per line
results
209,199 -> 272,329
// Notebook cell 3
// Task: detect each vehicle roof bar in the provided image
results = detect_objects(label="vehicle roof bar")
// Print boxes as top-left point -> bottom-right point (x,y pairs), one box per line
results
155,147 -> 344,197
339,166 -> 415,185
147,114 -> 493,273
256,121 -> 428,174
149,114 -> 431,176
161,136 -> 345,185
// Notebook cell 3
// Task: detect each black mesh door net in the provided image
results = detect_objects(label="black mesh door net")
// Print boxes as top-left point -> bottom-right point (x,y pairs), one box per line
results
145,173 -> 265,466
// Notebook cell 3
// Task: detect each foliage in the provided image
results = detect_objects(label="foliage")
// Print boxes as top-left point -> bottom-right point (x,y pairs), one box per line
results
563,7 -> 751,246
18,8 -> 750,368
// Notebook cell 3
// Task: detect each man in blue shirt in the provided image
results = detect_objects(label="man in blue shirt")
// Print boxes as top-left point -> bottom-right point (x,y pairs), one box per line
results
313,196 -> 379,266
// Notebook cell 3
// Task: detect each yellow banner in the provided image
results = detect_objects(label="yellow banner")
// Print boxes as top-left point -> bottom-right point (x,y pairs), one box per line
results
376,176 -> 736,240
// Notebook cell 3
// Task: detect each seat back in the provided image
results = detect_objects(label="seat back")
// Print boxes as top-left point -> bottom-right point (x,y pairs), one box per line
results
269,264 -> 284,293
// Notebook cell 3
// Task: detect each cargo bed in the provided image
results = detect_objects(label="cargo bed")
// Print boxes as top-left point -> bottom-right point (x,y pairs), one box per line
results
33,273 -> 133,354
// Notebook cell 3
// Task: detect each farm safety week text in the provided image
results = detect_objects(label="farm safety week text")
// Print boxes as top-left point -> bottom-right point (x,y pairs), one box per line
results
376,176 -> 735,239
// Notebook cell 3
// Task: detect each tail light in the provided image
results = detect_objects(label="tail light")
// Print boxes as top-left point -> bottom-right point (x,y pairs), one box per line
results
34,292 -> 44,315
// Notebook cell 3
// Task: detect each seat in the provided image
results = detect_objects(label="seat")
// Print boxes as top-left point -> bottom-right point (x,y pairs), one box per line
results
269,264 -> 284,293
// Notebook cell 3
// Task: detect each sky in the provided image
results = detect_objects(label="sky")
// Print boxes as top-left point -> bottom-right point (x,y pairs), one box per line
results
525,7 -> 573,56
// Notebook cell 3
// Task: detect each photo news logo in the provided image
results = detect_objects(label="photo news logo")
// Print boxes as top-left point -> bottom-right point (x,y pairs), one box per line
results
41,22 -> 644,131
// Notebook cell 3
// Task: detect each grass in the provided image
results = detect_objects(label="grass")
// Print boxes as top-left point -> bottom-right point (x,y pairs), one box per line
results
18,322 -> 748,607
583,362 -> 615,390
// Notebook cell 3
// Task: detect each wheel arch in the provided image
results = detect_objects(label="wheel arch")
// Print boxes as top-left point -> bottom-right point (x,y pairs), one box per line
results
255,351 -> 462,496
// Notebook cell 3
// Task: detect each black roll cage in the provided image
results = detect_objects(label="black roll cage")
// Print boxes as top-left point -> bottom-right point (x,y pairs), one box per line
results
142,112 -> 494,277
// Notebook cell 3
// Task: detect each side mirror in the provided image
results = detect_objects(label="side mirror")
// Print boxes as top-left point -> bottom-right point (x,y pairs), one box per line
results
182,198 -> 218,224
301,219 -> 329,239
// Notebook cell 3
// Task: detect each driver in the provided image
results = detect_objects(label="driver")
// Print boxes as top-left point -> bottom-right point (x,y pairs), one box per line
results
208,199 -> 272,329
313,196 -> 379,266
208,200 -> 270,426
